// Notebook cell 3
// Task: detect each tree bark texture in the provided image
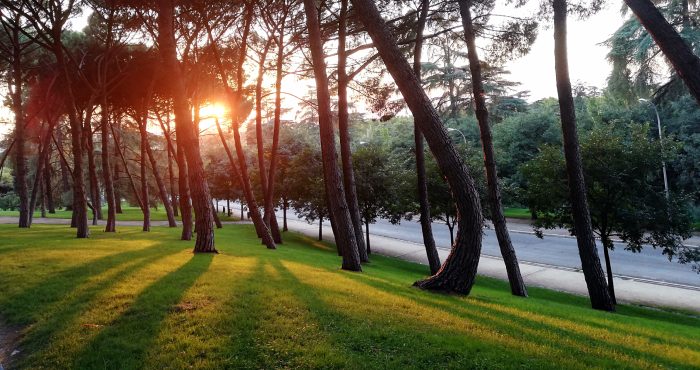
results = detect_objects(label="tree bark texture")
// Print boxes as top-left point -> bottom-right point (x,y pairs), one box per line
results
338,0 -> 369,263
157,0 -> 215,252
304,0 -> 362,271
553,0 -> 615,311
413,0 -> 441,275
352,0 -> 484,293
624,0 -> 700,105
458,0 -> 527,297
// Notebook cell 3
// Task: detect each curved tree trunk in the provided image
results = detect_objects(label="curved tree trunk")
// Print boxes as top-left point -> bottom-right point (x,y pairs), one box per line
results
100,101 -> 116,232
304,0 -> 362,271
353,0 -> 484,293
458,0 -> 527,297
413,0 -> 441,275
623,0 -> 700,105
553,0 -> 614,311
157,0 -> 215,252
338,0 -> 369,263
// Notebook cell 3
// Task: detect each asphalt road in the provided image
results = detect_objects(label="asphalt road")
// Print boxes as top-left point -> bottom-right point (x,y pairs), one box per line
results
220,201 -> 700,289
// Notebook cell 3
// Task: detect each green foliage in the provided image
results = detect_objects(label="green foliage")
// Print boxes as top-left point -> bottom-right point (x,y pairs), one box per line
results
522,122 -> 696,270
0,191 -> 19,211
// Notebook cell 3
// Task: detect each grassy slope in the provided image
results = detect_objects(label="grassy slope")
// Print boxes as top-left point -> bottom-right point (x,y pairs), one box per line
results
0,225 -> 698,369
0,206 -> 237,222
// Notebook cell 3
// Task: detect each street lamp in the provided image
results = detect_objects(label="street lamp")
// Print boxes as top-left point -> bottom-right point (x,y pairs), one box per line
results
447,127 -> 467,145
639,98 -> 670,199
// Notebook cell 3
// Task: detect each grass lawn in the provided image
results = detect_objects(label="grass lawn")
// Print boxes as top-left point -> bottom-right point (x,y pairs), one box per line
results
0,225 -> 698,369
0,205 -> 237,222
503,207 -> 533,220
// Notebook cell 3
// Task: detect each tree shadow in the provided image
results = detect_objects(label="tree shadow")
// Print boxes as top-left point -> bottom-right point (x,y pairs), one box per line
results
71,253 -> 214,369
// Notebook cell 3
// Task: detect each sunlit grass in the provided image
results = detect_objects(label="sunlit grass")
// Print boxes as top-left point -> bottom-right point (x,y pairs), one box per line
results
0,224 -> 698,369
0,205 -> 237,222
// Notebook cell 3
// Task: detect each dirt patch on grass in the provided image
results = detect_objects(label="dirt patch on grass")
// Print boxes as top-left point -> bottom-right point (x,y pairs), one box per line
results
0,320 -> 23,369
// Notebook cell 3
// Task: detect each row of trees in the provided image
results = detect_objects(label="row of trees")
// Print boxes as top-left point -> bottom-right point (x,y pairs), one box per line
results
1,0 -> 698,311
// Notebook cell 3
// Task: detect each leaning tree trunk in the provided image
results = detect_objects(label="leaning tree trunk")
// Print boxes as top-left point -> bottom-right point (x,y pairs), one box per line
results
212,201 -> 222,229
157,0 -> 215,252
413,0 -> 441,274
167,140 -> 178,217
458,0 -> 527,297
28,136 -> 51,226
553,0 -> 614,311
111,122 -> 144,211
100,101 -> 116,232
352,0 -> 484,292
57,129 -> 72,211
143,128 -> 177,227
338,0 -> 369,263
304,0 -> 362,271
601,235 -> 617,304
624,0 -> 700,105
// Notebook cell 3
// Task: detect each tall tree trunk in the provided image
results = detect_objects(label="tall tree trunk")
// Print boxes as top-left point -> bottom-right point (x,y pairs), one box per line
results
157,0 -> 215,252
175,133 -> 193,240
282,198 -> 288,231
85,115 -> 101,224
264,25 -> 287,245
413,0 -> 441,274
113,159 -> 123,213
304,0 -> 362,271
166,131 -> 178,217
139,118 -> 150,232
44,149 -> 55,214
205,3 -> 275,249
10,27 -> 29,228
100,102 -> 116,232
553,0 -> 614,311
111,123 -> 143,211
338,0 -> 369,262
318,214 -> 323,241
143,128 -> 177,227
353,0 -> 485,292
55,41 -> 89,238
458,0 -> 527,297
623,0 -> 700,105
57,129 -> 72,211
365,219 -> 371,254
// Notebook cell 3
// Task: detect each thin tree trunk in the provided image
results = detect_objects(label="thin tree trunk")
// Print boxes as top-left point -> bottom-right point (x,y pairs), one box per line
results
44,149 -> 55,214
365,219 -> 371,254
100,102 -> 116,232
143,127 -> 177,227
10,26 -> 29,228
167,138 -> 178,217
458,0 -> 527,297
319,214 -> 323,241
158,0 -> 215,252
282,198 -> 288,231
353,0 -> 484,293
111,122 -> 143,210
114,159 -> 123,213
175,133 -> 193,240
601,236 -> 617,304
338,0 -> 369,262
57,129 -> 72,211
553,0 -> 614,311
413,0 -> 441,275
55,41 -> 89,238
212,200 -> 222,229
304,0 -> 362,271
624,0 -> 700,105
139,118 -> 150,232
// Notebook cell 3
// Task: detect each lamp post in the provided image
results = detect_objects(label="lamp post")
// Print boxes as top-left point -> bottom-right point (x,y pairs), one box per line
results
447,127 -> 467,145
639,98 -> 670,199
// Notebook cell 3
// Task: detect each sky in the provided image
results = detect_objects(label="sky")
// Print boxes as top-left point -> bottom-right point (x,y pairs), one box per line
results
0,4 -> 628,136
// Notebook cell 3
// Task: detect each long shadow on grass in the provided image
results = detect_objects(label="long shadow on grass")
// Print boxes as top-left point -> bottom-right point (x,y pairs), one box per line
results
0,239 -> 178,324
72,253 -> 213,369
339,265 -> 700,369
14,244 -> 186,368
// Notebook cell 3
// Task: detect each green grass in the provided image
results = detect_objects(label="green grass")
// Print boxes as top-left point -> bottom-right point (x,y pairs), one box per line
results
0,205 -> 237,222
504,207 -> 533,220
0,225 -> 698,369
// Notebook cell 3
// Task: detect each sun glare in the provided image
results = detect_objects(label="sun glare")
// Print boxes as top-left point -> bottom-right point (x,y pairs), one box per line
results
199,103 -> 228,121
